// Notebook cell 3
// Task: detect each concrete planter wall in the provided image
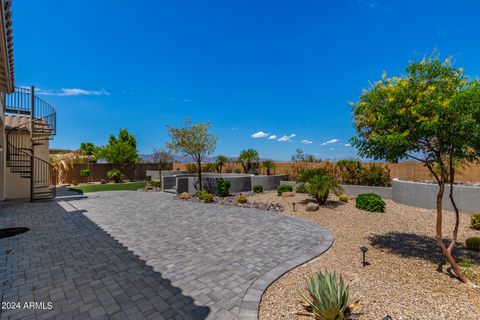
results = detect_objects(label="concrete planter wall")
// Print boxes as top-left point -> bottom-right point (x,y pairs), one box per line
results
392,179 -> 480,213
162,171 -> 286,194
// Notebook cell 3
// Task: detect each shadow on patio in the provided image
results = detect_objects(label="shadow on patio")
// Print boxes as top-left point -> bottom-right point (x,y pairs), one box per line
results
0,200 -> 210,320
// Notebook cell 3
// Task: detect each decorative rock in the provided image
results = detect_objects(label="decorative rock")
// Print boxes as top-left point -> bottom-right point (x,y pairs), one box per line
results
179,192 -> 190,200
305,202 -> 319,211
281,192 -> 295,198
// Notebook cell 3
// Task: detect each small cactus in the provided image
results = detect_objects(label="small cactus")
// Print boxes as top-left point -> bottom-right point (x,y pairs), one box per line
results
236,194 -> 247,203
465,237 -> 480,252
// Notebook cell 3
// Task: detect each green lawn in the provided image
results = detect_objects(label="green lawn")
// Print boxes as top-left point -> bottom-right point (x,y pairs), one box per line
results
69,181 -> 147,194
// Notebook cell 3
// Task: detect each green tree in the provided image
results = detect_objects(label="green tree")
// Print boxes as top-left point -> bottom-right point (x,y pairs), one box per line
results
238,149 -> 259,173
79,142 -> 97,155
215,155 -> 229,173
262,160 -> 276,175
166,120 -> 218,191
306,173 -> 343,205
98,129 -> 138,164
351,55 -> 480,283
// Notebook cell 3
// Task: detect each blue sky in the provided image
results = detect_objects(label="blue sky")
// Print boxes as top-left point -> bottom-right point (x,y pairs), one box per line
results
12,0 -> 480,160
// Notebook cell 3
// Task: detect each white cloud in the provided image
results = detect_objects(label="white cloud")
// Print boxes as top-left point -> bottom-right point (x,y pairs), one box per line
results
278,134 -> 296,142
344,143 -> 352,147
268,135 -> 277,140
321,139 -> 339,146
36,88 -> 111,96
301,139 -> 313,144
251,131 -> 269,138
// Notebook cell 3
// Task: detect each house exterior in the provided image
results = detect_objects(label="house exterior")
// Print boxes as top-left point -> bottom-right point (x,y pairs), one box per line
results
0,0 -> 57,201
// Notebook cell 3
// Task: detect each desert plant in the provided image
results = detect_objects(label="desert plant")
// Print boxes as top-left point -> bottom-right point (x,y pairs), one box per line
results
337,160 -> 364,185
458,257 -> 478,282
107,168 -> 124,183
80,169 -> 90,177
197,190 -> 214,203
215,155 -> 229,173
306,174 -> 343,205
355,193 -> 385,212
262,160 -> 276,175
465,237 -> 480,252
50,152 -> 94,184
248,168 -> 260,175
351,55 -> 480,283
301,271 -> 351,320
339,194 -> 349,202
238,149 -> 259,173
233,168 -> 241,174
470,214 -> 480,230
236,194 -> 247,203
253,185 -> 263,193
277,184 -> 293,196
361,163 -> 391,187
216,179 -> 231,197
294,182 -> 308,193
297,168 -> 327,183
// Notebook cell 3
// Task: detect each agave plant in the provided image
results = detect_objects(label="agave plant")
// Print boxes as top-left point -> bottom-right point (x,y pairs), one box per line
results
301,271 -> 350,320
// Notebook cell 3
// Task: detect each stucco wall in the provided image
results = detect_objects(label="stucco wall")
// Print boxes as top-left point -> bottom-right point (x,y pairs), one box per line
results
392,179 -> 480,213
251,175 -> 286,191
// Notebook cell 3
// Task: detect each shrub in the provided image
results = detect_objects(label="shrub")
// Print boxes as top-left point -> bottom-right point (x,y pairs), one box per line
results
80,169 -> 91,178
355,193 -> 385,212
148,181 -> 161,188
470,214 -> 480,230
197,190 -> 214,203
216,179 -> 231,197
233,168 -> 241,174
301,271 -> 351,320
294,182 -> 307,193
107,168 -> 124,183
339,194 -> 349,202
465,237 -> 480,252
458,257 -> 477,282
306,173 -> 343,205
297,168 -> 327,183
236,194 -> 247,203
337,160 -> 363,185
71,180 -> 79,186
253,185 -> 263,193
361,163 -> 391,187
248,168 -> 260,175
277,184 -> 293,196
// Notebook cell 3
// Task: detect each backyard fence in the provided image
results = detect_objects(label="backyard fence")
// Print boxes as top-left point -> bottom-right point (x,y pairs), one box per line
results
62,163 -> 170,184
172,161 -> 480,183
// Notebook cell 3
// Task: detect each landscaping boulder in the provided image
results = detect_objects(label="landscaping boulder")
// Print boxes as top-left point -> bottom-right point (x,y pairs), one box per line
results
179,192 -> 190,200
281,191 -> 295,198
305,202 -> 319,211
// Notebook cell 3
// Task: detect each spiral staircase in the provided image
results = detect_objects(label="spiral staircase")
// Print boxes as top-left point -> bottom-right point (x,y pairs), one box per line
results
5,86 -> 57,201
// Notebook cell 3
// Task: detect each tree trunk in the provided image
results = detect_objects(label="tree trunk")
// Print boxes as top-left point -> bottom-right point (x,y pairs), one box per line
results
267,168 -> 271,175
435,180 -> 468,283
197,160 -> 202,191
447,165 -> 461,255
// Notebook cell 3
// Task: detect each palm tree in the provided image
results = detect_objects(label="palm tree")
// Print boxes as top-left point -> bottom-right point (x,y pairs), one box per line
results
306,173 -> 343,205
215,155 -> 229,173
50,152 -> 94,184
262,160 -> 276,175
238,149 -> 259,173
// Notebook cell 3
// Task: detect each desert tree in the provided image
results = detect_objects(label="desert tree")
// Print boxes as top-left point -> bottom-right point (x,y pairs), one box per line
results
238,149 -> 259,173
351,55 -> 480,283
262,160 -> 276,175
166,120 -> 218,191
215,155 -> 229,173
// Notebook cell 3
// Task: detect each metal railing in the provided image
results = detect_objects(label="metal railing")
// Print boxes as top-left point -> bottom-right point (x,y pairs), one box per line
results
5,86 -> 57,201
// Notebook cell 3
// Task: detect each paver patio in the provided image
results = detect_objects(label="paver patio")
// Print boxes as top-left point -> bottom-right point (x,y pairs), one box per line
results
0,191 -> 332,320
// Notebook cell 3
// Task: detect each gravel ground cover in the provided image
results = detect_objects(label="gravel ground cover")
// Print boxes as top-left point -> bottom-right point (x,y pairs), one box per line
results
252,191 -> 480,320
177,192 -> 285,212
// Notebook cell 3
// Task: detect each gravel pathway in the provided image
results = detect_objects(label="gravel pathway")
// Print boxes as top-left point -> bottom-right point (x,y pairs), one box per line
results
253,192 -> 480,320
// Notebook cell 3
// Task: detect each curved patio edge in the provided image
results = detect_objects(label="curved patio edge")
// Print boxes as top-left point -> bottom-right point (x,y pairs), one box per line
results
238,229 -> 335,320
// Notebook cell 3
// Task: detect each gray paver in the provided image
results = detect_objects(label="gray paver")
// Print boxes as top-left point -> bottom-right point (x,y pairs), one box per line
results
0,190 -> 332,319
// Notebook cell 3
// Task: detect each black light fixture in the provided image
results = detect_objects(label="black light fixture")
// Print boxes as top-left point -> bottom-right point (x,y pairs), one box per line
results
383,315 -> 393,320
292,202 -> 296,212
360,246 -> 369,267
